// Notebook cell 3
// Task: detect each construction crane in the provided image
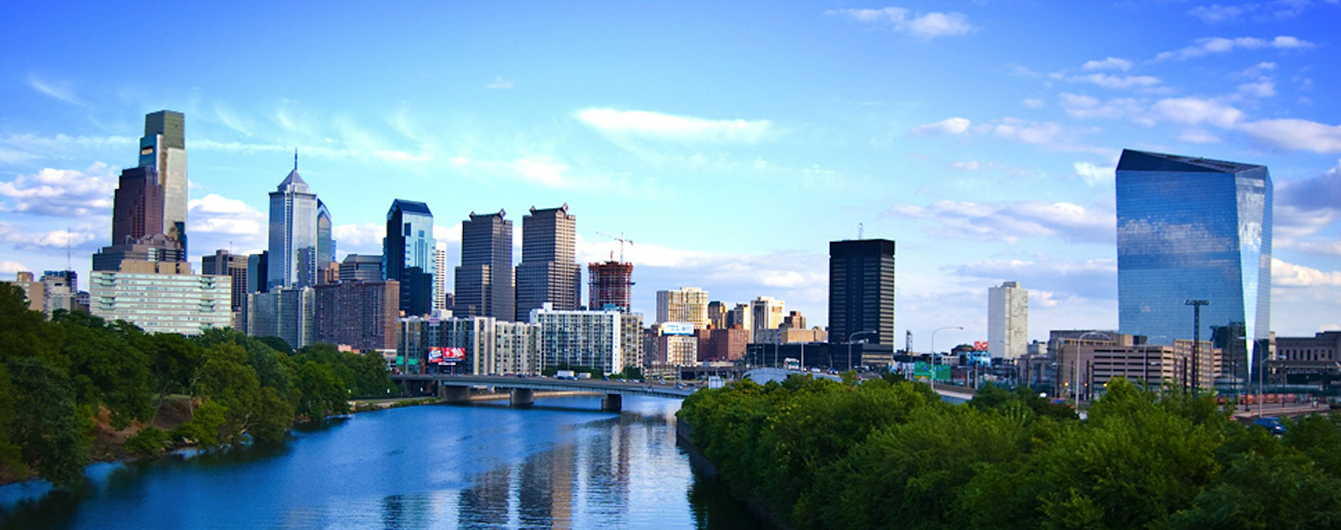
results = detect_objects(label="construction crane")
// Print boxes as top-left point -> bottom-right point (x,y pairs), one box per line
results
596,231 -> 634,263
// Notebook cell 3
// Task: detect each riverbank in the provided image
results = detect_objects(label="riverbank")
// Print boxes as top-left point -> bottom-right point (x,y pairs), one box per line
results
676,418 -> 790,530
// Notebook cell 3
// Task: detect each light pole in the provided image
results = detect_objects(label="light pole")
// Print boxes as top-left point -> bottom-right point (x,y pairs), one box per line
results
847,330 -> 876,372
1074,332 -> 1112,402
1185,300 -> 1210,393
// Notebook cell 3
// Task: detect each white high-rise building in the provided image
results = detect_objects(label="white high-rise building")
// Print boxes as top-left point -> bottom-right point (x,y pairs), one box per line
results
988,281 -> 1028,359
433,242 -> 449,311
750,296 -> 786,343
533,308 -> 643,375
656,287 -> 709,328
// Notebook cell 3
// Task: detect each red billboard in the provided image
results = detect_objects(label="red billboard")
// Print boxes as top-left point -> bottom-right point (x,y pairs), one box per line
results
973,341 -> 989,352
429,347 -> 466,364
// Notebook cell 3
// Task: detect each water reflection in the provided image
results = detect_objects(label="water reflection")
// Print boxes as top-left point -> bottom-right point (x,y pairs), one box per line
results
0,397 -> 768,530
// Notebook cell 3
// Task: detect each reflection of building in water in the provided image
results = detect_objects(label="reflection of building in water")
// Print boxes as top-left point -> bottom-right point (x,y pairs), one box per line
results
458,467 -> 512,527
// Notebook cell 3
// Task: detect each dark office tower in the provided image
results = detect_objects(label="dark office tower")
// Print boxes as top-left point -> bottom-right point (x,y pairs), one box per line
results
828,239 -> 896,368
110,166 -> 164,246
454,210 -> 514,320
384,200 -> 436,316
316,200 -> 335,283
247,252 -> 269,294
516,204 -> 580,321
139,110 -> 187,252
588,260 -> 633,312
1116,149 -> 1272,382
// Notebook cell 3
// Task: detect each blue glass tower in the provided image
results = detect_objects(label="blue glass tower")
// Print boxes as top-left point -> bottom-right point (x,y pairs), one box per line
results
1116,149 -> 1272,382
384,199 -> 436,316
268,160 -> 319,290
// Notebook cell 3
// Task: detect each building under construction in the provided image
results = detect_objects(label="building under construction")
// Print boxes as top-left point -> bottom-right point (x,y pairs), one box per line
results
588,260 -> 633,312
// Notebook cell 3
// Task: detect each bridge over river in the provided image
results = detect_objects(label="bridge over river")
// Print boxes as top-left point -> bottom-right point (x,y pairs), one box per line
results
391,370 -> 977,411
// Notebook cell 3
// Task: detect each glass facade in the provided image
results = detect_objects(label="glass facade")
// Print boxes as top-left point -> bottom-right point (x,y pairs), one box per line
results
268,169 -> 319,290
1116,149 -> 1272,380
384,199 -> 436,315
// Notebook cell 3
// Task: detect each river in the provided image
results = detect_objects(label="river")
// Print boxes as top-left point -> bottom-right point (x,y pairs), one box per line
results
0,395 -> 771,529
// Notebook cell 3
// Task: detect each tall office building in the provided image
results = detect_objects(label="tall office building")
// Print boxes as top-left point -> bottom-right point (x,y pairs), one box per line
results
1116,149 -> 1271,381
267,158 -> 320,290
516,204 -> 580,321
454,210 -> 514,320
656,287 -> 709,328
110,166 -> 163,246
828,239 -> 896,365
750,296 -> 786,342
433,242 -> 449,311
138,110 -> 188,251
588,260 -> 633,311
988,281 -> 1028,359
384,199 -> 436,316
316,200 -> 335,282
247,252 -> 269,294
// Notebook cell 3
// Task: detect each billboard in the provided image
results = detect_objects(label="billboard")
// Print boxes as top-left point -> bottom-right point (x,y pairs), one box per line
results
973,341 -> 989,352
661,322 -> 695,336
429,347 -> 467,365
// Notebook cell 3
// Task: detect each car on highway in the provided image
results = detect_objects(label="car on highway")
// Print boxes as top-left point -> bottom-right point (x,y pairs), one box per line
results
1252,416 -> 1287,435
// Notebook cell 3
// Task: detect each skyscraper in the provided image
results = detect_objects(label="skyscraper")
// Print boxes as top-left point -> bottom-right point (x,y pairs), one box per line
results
267,157 -> 320,290
828,239 -> 896,366
110,166 -> 163,246
454,210 -> 514,320
202,249 -> 249,328
516,204 -> 580,321
433,242 -> 450,312
138,110 -> 187,251
316,200 -> 335,282
988,281 -> 1028,359
384,199 -> 436,316
588,260 -> 633,312
750,296 -> 786,342
1116,149 -> 1271,381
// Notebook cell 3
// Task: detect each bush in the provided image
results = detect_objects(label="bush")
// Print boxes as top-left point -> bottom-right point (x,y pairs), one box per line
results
124,426 -> 169,457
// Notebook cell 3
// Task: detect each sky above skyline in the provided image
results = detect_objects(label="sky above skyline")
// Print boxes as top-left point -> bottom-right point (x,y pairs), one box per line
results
2,1 -> 1339,347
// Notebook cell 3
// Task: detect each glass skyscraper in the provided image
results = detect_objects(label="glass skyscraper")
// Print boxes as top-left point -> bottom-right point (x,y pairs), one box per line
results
268,162 -> 320,290
384,199 -> 436,316
1116,149 -> 1272,381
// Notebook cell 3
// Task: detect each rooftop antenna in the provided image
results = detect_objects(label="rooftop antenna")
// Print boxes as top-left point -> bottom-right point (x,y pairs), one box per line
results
857,222 -> 864,240
294,149 -> 299,171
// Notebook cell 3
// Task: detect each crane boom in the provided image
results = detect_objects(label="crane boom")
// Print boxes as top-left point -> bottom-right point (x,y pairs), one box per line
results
595,231 -> 634,263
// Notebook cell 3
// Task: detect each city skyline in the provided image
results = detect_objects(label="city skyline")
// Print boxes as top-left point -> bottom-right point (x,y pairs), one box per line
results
2,2 -> 1339,344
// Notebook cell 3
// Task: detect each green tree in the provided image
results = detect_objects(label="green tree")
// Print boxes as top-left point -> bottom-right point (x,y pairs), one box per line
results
5,356 -> 88,487
295,360 -> 349,421
54,312 -> 154,429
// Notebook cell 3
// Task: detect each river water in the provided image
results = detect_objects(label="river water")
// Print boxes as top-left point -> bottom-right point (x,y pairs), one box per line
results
0,396 -> 770,530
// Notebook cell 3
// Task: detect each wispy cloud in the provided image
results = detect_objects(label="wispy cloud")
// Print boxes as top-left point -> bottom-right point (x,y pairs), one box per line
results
1081,57 -> 1133,72
1154,35 -> 1315,62
909,117 -> 971,136
1237,118 -> 1341,153
825,7 -> 973,40
487,76 -> 515,89
883,200 -> 1115,244
575,108 -> 773,144
26,74 -> 86,107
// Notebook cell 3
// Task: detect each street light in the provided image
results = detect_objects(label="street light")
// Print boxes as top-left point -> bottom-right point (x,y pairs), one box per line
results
848,330 -> 876,373
1185,300 -> 1210,394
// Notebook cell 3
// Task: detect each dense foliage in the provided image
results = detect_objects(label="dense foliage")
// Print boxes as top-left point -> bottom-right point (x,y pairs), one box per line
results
679,375 -> 1341,529
0,284 -> 396,487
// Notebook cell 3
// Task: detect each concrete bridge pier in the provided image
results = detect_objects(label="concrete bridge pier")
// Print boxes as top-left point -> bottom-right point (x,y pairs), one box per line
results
439,385 -> 470,403
510,388 -> 535,408
601,394 -> 622,412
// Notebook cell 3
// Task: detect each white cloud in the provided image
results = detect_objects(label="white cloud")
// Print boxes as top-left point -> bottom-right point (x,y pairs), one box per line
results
332,223 -> 385,254
1073,162 -> 1114,186
883,200 -> 1115,244
512,155 -> 568,187
1150,97 -> 1243,127
1081,57 -> 1132,72
1238,119 -> 1341,153
1188,4 -> 1247,23
0,222 -> 99,252
0,163 -> 117,217
1240,62 -> 1277,77
1154,35 -> 1316,62
1177,129 -> 1223,144
909,117 -> 971,136
1059,93 -> 1143,120
1074,73 -> 1161,90
824,7 -> 973,40
1238,79 -> 1276,98
26,74 -> 85,107
1023,98 -> 1045,109
990,118 -> 1063,145
1273,258 -> 1341,287
1,261 -> 30,274
951,161 -> 980,171
188,194 -> 265,236
575,108 -> 772,144
952,258 -> 1118,301
487,76 -> 515,89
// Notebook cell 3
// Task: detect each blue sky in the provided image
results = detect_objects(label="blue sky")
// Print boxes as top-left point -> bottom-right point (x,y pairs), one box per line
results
2,1 -> 1339,345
